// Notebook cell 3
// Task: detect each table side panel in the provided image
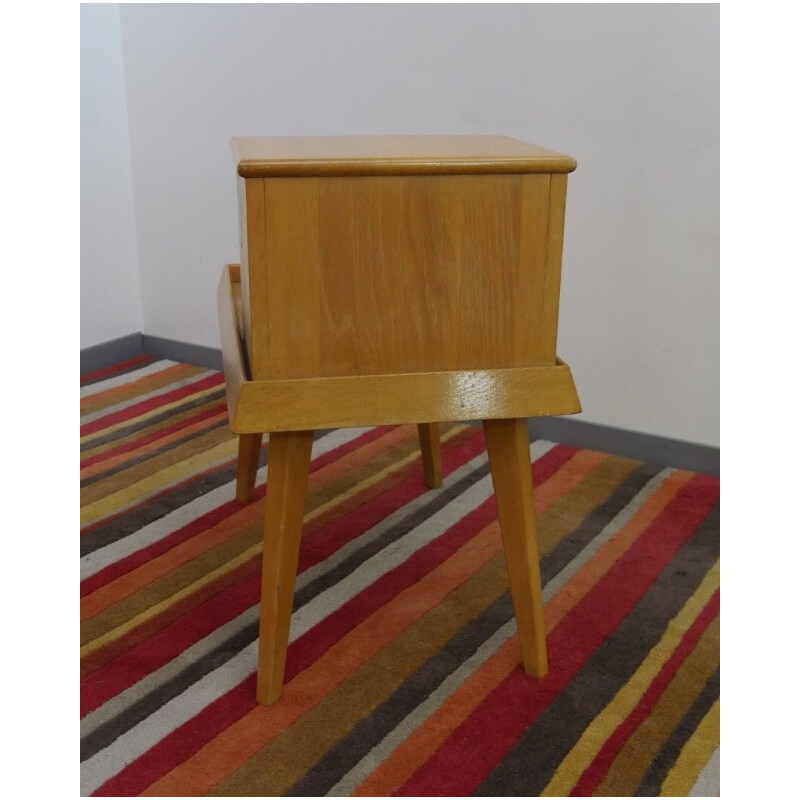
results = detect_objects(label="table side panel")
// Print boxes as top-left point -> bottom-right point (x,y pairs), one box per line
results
542,174 -> 569,359
237,175 -> 270,378
234,364 -> 581,432
243,173 -> 564,380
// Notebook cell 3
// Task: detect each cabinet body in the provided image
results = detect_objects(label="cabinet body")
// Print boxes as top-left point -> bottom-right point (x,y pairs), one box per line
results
233,136 -> 574,383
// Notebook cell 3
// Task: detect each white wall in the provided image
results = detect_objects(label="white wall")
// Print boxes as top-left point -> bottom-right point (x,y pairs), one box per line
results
110,4 -> 717,446
80,4 -> 143,348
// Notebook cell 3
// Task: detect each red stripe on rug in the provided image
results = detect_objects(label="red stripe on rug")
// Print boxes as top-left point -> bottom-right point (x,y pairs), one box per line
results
80,557 -> 261,684
89,445 -> 579,795
397,473 -> 720,797
569,588 -> 721,796
82,570 -> 263,716
80,427 -> 473,605
288,492 -> 503,681
80,431 -> 499,708
81,355 -> 157,386
81,496 -> 246,597
284,443 -> 583,683
80,426 -> 393,595
90,492 -> 498,794
94,677 -> 258,797
80,451 -> 241,537
80,373 -> 225,436
297,429 -> 492,570
91,485 -> 509,797
309,426 -> 397,471
80,426 -> 404,540
80,402 -> 229,470
81,364 -> 199,413
81,411 -> 230,482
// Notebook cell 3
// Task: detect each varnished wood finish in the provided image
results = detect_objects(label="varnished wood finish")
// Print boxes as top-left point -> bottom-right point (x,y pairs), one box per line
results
542,174 -> 570,355
417,423 -> 443,488
219,265 -> 581,433
256,429 -> 314,704
232,363 -> 581,432
237,178 -> 267,374
232,135 -> 577,178
242,173 -> 561,381
483,417 -> 548,678
235,433 -> 262,502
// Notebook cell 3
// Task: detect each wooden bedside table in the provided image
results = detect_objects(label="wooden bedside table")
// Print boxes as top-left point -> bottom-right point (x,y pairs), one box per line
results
217,135 -> 581,704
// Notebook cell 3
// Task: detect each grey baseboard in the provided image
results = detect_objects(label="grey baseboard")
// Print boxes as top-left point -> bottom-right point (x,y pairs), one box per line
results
142,335 -> 223,371
525,417 -> 719,477
80,333 -> 144,374
80,332 -> 222,373
80,334 -> 719,476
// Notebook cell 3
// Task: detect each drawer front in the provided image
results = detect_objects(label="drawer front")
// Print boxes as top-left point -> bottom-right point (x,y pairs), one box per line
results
241,172 -> 567,380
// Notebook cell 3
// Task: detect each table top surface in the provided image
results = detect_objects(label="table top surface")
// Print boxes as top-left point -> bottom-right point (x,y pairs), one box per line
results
232,135 -> 576,178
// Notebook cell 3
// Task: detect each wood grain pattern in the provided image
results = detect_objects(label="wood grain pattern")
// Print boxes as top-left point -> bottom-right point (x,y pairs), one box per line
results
237,176 -> 267,376
541,174 -> 570,357
483,417 -> 548,678
218,266 -> 581,433
232,135 -> 577,177
257,429 -> 314,704
232,363 -> 581,433
244,173 -> 555,380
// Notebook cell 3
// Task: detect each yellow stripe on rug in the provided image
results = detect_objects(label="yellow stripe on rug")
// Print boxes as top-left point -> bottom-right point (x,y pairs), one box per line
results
80,428 -> 465,656
542,559 -> 720,796
79,383 -> 222,445
660,699 -> 720,797
80,439 -> 238,526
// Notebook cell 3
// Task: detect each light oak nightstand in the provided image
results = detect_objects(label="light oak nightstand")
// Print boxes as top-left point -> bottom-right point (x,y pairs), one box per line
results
218,135 -> 581,704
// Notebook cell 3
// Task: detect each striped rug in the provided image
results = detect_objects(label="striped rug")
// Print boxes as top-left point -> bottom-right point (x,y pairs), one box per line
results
80,356 -> 720,797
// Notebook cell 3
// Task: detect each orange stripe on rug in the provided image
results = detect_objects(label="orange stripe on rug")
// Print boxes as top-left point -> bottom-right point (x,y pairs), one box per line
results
307,424 -> 418,491
80,502 -> 263,622
140,520 -> 504,796
139,448 -> 604,797
80,363 -> 197,413
81,426 -> 428,621
80,409 -> 229,480
352,467 -> 695,796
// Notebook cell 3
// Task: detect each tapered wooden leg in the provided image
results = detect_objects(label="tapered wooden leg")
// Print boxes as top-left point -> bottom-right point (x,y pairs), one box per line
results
417,422 -> 443,488
256,429 -> 314,704
236,433 -> 263,502
483,417 -> 548,678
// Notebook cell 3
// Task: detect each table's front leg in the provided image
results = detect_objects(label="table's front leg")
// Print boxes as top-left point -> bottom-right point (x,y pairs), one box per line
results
257,429 -> 314,704
483,417 -> 548,678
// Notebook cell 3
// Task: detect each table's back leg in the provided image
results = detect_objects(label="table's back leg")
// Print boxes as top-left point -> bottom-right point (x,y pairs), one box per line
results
483,417 -> 548,678
256,429 -> 314,704
417,422 -> 443,488
236,433 -> 263,503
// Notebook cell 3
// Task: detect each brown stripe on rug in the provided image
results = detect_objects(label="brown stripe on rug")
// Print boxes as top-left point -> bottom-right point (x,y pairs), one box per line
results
80,363 -> 210,415
80,387 -> 228,452
80,360 -> 720,797
475,504 -> 720,796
